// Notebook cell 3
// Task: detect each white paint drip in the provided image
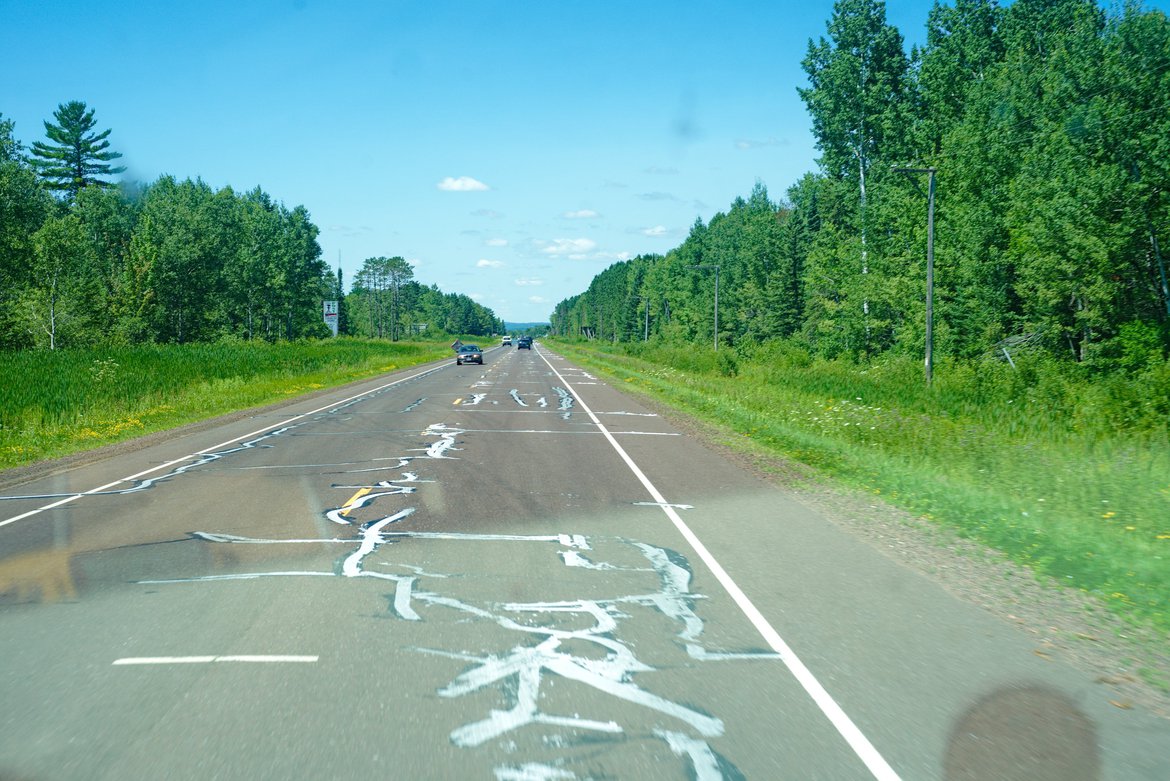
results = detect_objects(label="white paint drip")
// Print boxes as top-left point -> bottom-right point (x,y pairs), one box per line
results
326,485 -> 416,525
556,534 -> 590,550
494,763 -> 577,780
537,396 -> 548,408
114,655 -> 318,665
354,571 -> 420,620
139,571 -> 336,584
343,457 -> 417,474
553,387 -> 574,419
598,411 -> 658,417
418,593 -> 724,747
655,730 -> 723,781
559,550 -> 618,570
341,508 -> 416,577
190,532 -> 346,545
422,423 -> 463,458
463,393 -> 487,406
509,389 -> 528,407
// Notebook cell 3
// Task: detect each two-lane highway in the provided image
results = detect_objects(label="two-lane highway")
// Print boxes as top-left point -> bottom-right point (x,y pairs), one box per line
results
2,343 -> 1167,779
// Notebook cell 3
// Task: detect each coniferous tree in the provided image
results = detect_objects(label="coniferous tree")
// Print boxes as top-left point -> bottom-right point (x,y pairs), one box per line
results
30,101 -> 126,200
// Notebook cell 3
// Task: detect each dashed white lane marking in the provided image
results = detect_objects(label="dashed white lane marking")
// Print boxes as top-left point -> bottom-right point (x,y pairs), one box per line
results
0,363 -> 451,529
113,655 -> 319,665
536,347 -> 902,781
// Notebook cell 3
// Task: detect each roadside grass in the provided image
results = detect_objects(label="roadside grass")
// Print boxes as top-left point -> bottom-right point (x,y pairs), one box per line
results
0,338 -> 454,469
548,338 -> 1170,638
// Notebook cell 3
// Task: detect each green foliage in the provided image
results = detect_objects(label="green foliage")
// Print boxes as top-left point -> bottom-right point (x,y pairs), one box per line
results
2,106 -> 498,353
553,0 -> 1170,371
29,101 -> 125,200
345,277 -> 499,341
0,127 -> 54,349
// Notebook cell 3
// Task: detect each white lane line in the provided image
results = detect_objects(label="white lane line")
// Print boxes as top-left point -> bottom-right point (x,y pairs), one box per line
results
0,363 -> 450,530
113,655 -> 319,665
536,347 -> 902,781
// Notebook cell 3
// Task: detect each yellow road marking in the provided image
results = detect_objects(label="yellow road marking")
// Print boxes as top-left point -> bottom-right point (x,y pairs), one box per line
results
340,487 -> 372,516
453,397 -> 463,405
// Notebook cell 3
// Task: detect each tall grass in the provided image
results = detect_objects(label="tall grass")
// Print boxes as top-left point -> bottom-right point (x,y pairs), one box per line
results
0,338 -> 451,468
551,338 -> 1170,635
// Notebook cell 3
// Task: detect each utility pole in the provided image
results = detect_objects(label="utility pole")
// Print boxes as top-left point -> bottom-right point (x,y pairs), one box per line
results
688,264 -> 720,351
893,166 -> 936,386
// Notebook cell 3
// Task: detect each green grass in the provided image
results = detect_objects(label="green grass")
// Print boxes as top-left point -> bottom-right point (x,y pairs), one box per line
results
0,338 -> 453,468
548,338 -> 1170,636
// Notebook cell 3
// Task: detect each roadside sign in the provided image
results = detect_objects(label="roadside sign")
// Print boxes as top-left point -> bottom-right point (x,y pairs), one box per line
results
323,300 -> 339,337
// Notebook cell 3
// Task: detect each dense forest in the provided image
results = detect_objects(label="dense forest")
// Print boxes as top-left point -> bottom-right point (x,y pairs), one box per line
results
552,0 -> 1170,373
0,103 -> 500,351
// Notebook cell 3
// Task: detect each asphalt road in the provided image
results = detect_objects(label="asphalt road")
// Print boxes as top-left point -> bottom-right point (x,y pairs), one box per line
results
1,343 -> 1167,780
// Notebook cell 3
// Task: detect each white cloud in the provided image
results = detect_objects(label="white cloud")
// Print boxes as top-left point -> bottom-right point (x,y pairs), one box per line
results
636,191 -> 681,202
540,238 -> 597,256
563,209 -> 599,219
485,238 -> 508,247
642,225 -> 667,237
529,296 -> 548,304
468,292 -> 485,301
477,259 -> 505,268
735,137 -> 787,150
472,209 -> 503,219
437,176 -> 490,191
515,277 -> 543,286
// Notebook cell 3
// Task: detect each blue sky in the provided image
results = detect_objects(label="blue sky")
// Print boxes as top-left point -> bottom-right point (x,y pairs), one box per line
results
2,1 -> 1162,323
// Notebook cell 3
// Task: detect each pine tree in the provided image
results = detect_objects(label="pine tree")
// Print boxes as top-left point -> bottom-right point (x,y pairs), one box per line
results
30,101 -> 126,199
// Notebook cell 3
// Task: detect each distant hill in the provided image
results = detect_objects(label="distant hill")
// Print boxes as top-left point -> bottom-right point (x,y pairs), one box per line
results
504,322 -> 549,333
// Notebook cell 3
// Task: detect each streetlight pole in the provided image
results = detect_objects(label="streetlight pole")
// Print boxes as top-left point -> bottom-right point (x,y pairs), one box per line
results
893,166 -> 936,386
688,264 -> 720,350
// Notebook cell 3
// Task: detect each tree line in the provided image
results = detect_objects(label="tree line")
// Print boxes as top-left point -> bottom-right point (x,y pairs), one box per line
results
1,101 -> 500,350
552,0 -> 1170,372
341,254 -> 502,340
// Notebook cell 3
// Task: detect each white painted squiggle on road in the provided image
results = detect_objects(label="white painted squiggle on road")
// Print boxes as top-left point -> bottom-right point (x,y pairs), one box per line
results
421,423 -> 463,458
130,416 -> 760,778
553,387 -> 574,420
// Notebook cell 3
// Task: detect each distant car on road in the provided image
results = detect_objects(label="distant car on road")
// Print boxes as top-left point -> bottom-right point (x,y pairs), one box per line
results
517,337 -> 532,349
456,345 -> 483,365
502,336 -> 512,345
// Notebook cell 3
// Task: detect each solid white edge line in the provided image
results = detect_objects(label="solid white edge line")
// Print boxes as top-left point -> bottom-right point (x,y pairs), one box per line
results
537,346 -> 902,781
0,363 -> 450,530
113,655 -> 319,665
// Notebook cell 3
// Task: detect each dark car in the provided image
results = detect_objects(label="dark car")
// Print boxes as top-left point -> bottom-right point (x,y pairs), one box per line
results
517,337 -> 532,349
456,345 -> 483,365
